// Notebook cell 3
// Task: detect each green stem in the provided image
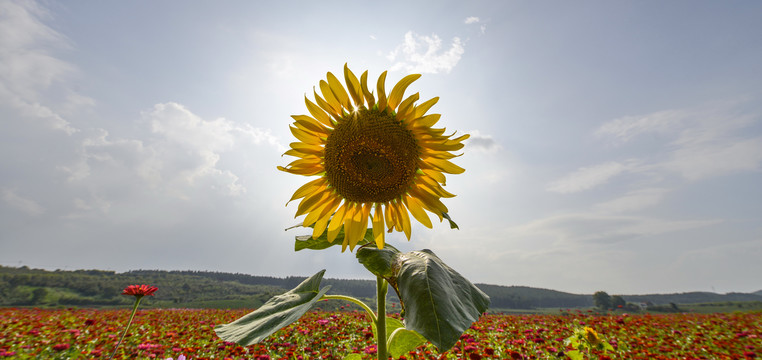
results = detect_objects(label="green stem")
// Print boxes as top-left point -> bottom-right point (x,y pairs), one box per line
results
108,296 -> 143,360
320,294 -> 377,323
376,276 -> 388,360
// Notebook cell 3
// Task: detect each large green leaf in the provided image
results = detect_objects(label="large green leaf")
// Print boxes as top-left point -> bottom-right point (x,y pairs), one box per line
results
387,325 -> 427,358
395,250 -> 490,350
356,247 -> 490,351
294,227 -> 372,251
214,270 -> 330,346
355,245 -> 400,278
368,316 -> 426,358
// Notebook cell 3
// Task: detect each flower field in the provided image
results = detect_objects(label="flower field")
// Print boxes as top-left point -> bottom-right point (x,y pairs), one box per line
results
1,307 -> 759,359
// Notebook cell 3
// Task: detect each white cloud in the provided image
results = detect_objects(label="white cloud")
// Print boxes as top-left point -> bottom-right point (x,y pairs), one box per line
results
0,0 -> 90,135
464,16 -> 480,24
595,103 -> 762,181
505,212 -> 721,245
465,130 -> 499,153
595,109 -> 687,145
387,31 -> 464,74
1,188 -> 45,216
666,137 -> 762,181
546,161 -> 636,194
593,188 -> 669,214
464,16 -> 486,34
54,102 -> 286,208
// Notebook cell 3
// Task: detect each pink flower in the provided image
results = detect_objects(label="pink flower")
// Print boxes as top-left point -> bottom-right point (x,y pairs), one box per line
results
122,284 -> 158,297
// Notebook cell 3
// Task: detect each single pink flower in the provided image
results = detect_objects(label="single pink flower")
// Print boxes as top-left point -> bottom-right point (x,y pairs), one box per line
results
122,284 -> 158,297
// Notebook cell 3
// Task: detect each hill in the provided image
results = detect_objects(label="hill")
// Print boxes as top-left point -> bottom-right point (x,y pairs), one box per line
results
2,265 -> 761,311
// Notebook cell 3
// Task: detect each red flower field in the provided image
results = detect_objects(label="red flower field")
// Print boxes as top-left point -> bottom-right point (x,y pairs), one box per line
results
0,307 -> 759,359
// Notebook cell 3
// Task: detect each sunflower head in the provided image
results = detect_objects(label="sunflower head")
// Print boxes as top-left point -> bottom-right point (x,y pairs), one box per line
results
584,327 -> 602,346
279,64 -> 469,252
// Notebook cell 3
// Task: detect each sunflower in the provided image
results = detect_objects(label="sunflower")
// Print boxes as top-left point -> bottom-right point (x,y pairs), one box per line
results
278,64 -> 469,251
584,327 -> 603,346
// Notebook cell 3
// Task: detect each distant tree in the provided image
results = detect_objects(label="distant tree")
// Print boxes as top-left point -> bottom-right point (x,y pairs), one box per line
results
611,295 -> 626,309
31,288 -> 48,304
593,291 -> 612,310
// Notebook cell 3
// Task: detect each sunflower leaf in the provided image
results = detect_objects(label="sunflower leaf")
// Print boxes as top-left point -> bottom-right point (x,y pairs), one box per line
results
294,227 -> 373,251
442,212 -> 459,229
355,244 -> 400,278
387,325 -> 427,358
355,246 -> 490,352
214,270 -> 330,346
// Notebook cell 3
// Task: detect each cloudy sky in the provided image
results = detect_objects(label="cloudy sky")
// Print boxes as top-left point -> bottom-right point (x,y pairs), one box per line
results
2,0 -> 761,295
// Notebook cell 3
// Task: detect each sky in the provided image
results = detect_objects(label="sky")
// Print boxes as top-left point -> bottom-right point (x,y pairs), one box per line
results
2,0 -> 761,295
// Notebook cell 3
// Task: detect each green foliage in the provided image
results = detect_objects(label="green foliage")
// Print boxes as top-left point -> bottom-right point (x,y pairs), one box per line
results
214,270 -> 331,346
564,322 -> 615,359
357,246 -> 490,351
3,265 -> 762,312
385,318 -> 427,358
593,291 -> 612,310
611,295 -> 626,309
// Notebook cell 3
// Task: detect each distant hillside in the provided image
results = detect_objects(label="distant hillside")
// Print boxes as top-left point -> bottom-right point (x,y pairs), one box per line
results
621,292 -> 762,305
475,284 -> 592,309
754,290 -> 762,296
2,265 -> 761,310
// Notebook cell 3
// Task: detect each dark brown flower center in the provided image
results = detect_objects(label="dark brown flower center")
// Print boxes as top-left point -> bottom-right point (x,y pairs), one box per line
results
324,108 -> 419,203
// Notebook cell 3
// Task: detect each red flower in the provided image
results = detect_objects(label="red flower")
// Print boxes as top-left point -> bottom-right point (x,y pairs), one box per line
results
121,284 -> 158,297
52,343 -> 70,351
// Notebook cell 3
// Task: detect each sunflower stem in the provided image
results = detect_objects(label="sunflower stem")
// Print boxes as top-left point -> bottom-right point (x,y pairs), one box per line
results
376,276 -> 388,360
108,296 -> 143,360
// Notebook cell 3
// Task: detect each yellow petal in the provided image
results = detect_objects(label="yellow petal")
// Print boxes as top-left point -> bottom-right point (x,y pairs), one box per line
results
403,196 -> 433,228
411,114 -> 441,128
419,149 -> 460,160
285,157 -> 322,169
360,71 -> 375,108
419,140 -> 464,152
376,71 -> 388,111
327,202 -> 348,232
326,72 -> 351,111
282,149 -> 310,158
388,74 -> 421,110
418,175 -> 456,198
413,97 -> 439,118
372,203 -> 385,249
343,64 -> 364,106
312,214 -> 330,239
313,88 -> 339,118
384,201 -> 395,231
277,165 -> 323,176
327,224 -> 342,244
349,203 -> 372,251
290,126 -> 323,146
409,186 -> 448,219
343,204 -> 362,250
292,115 -> 329,135
304,96 -> 332,126
320,80 -> 342,113
303,194 -> 337,227
397,93 -> 419,122
295,190 -> 332,218
287,142 -> 323,156
394,201 -> 412,240
286,178 -> 326,205
423,168 -> 447,185
426,157 -> 465,174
